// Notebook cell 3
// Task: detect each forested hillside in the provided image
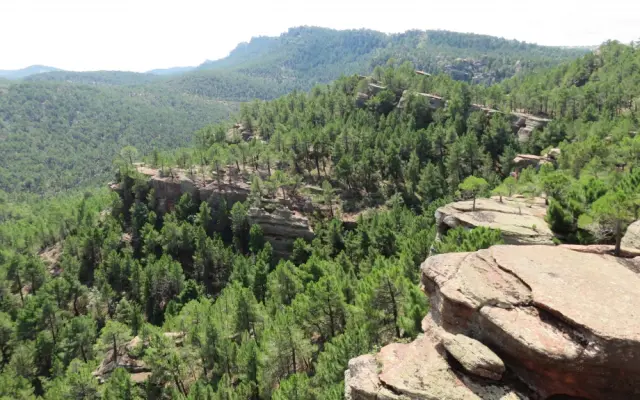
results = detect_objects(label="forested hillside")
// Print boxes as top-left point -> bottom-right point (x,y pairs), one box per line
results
0,81 -> 236,194
186,26 -> 588,99
25,71 -> 162,86
0,41 -> 638,399
0,27 -> 587,196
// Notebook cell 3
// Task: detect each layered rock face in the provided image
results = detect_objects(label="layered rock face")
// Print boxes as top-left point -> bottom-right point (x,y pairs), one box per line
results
134,165 -> 250,212
346,245 -> 640,400
247,206 -> 314,258
435,198 -> 553,245
111,165 -> 314,258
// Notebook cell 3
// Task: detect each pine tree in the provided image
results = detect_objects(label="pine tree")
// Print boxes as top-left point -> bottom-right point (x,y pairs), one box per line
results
96,321 -> 131,364
259,311 -> 315,397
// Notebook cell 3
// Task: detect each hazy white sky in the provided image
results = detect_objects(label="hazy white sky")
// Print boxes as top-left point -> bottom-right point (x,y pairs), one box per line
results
1,0 -> 639,72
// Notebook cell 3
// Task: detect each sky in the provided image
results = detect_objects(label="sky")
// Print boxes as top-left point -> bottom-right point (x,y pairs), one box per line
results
1,0 -> 639,72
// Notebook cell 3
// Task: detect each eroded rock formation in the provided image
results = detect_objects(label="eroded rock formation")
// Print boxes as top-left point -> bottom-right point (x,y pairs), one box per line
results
346,245 -> 640,400
435,198 -> 553,245
247,206 -> 314,258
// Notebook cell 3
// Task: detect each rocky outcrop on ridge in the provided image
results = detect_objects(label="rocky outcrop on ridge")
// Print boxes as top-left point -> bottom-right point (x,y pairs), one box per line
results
622,220 -> 640,251
435,198 -> 553,245
356,78 -> 552,141
513,154 -> 552,169
346,245 -> 640,400
111,164 -> 315,258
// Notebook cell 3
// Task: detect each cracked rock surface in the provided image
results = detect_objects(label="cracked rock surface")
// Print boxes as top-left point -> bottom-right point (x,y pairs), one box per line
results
422,245 -> 640,400
346,245 -> 640,400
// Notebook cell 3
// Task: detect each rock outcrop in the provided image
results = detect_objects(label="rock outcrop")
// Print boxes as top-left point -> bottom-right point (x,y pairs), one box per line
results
512,113 -> 551,142
435,198 -> 553,245
111,165 -> 315,258
248,206 -> 314,258
94,332 -> 185,384
423,245 -> 640,399
131,165 -> 250,212
346,245 -> 640,400
345,319 -> 532,400
513,154 -> 552,169
622,220 -> 640,251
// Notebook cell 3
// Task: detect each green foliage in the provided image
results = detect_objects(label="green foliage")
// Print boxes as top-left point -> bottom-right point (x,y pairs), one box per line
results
434,227 -> 504,254
2,36 -> 640,400
0,82 -> 235,194
459,176 -> 489,210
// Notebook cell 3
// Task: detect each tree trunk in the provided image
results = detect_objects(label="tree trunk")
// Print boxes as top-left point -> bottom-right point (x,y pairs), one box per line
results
315,156 -> 321,177
472,196 -> 476,212
80,345 -> 88,363
615,220 -> 622,257
113,337 -> 118,364
385,278 -> 400,338
16,273 -> 24,305
291,345 -> 297,374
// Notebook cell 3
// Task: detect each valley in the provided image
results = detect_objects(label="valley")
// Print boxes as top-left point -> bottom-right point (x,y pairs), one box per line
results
0,23 -> 639,400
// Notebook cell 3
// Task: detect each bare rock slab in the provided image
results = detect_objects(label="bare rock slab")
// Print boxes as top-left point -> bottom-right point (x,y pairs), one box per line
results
435,198 -> 553,245
345,332 -> 530,400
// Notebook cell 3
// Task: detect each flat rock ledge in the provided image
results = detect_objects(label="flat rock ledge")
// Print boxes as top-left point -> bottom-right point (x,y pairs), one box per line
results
435,198 -> 553,245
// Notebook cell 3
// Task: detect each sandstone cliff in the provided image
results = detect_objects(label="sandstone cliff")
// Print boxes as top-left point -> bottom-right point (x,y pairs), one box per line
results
113,165 -> 313,258
248,206 -> 314,259
345,245 -> 640,399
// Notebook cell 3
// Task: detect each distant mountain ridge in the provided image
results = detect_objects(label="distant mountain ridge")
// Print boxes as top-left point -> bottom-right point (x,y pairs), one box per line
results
3,27 -> 590,92
147,66 -> 196,76
0,65 -> 61,79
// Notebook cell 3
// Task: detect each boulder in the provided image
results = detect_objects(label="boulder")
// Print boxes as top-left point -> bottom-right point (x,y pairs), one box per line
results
511,114 -> 551,143
622,220 -> 640,251
544,147 -> 561,160
435,198 -> 553,245
421,245 -> 640,400
442,333 -> 505,380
